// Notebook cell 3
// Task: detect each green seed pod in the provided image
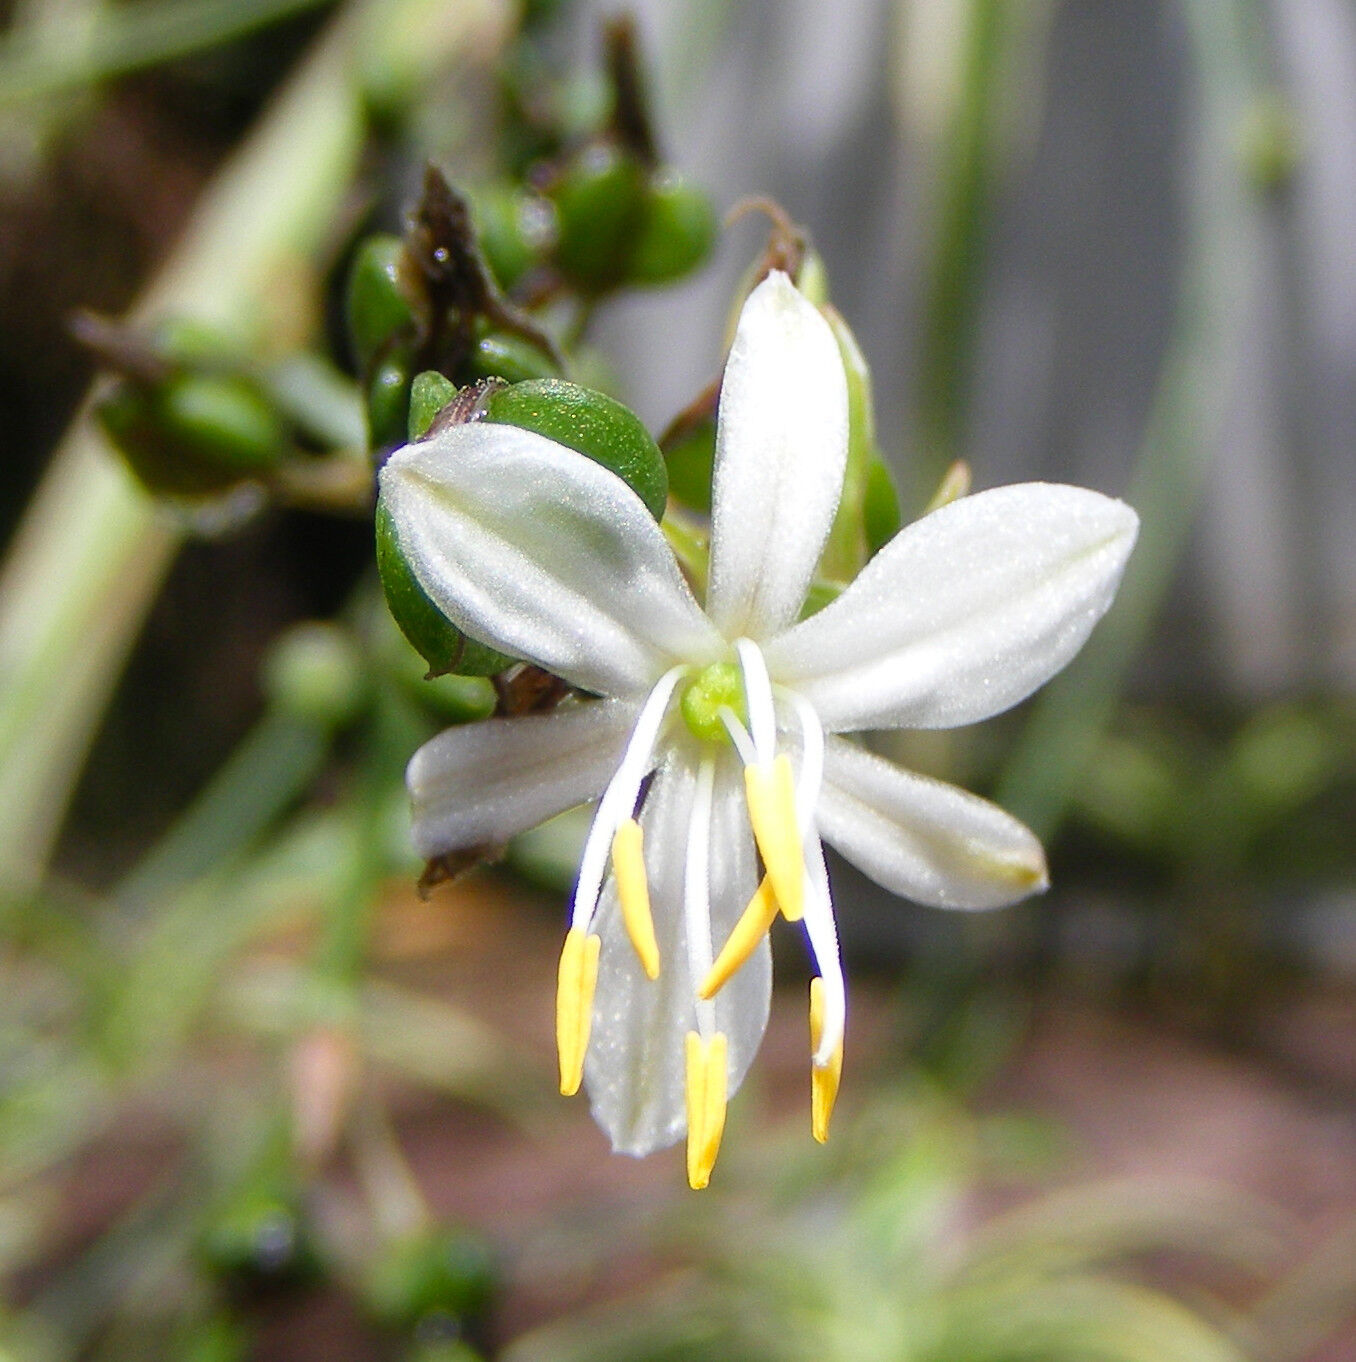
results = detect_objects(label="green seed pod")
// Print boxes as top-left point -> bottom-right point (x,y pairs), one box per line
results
382,613 -> 497,723
661,415 -> 716,513
96,372 -> 286,497
261,622 -> 367,729
367,354 -> 414,451
408,371 -> 459,440
472,184 -> 552,292
483,378 -> 667,518
463,329 -> 560,386
346,234 -> 416,373
149,316 -> 240,367
376,500 -> 515,678
627,174 -> 717,285
159,374 -> 287,474
96,383 -> 173,488
863,456 -> 901,555
417,672 -> 498,725
199,1188 -> 318,1288
548,142 -> 648,294
361,1227 -> 497,1332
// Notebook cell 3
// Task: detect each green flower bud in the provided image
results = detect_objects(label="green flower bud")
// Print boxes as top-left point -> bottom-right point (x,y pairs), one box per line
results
795,249 -> 831,308
261,622 -> 367,729
346,234 -> 415,373
409,371 -> 459,440
361,1227 -> 496,1331
97,372 -> 286,497
375,500 -> 515,678
863,456 -> 901,555
483,378 -> 666,518
463,329 -> 560,386
548,143 -> 648,293
627,174 -> 717,285
367,354 -> 413,450
661,414 -> 715,513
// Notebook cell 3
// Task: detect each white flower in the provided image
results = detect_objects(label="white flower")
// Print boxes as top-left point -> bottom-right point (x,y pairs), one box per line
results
379,272 -> 1138,1188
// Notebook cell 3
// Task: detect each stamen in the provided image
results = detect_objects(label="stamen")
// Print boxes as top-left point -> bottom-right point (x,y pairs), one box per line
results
612,819 -> 659,979
785,692 -> 824,838
744,754 -> 805,922
698,876 -> 778,999
801,838 -> 846,1066
555,927 -> 600,1096
809,977 -> 844,1143
684,1030 -> 728,1189
572,665 -> 688,932
718,707 -> 757,767
683,758 -> 719,1038
734,638 -> 776,766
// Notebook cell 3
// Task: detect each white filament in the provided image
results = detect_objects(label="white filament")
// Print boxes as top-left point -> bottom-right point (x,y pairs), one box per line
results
718,707 -> 757,767
734,638 -> 777,767
571,665 -> 688,930
786,690 -> 824,839
683,756 -> 718,1037
801,837 -> 846,1064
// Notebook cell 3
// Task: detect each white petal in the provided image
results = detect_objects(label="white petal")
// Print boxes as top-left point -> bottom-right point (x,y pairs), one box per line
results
380,424 -> 722,699
764,483 -> 1138,731
817,736 -> 1048,909
706,271 -> 850,641
407,700 -> 636,859
585,751 -> 770,1156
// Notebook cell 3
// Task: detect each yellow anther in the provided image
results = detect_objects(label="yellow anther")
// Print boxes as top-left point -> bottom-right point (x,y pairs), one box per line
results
684,1031 -> 729,1189
744,754 -> 804,922
612,819 -> 660,980
809,977 -> 844,1144
699,877 -> 779,1000
555,928 -> 600,1096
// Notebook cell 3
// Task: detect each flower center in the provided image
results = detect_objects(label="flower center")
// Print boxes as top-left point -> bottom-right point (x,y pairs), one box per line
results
679,662 -> 746,744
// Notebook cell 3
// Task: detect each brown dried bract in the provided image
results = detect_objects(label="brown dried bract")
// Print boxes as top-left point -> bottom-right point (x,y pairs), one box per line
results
418,843 -> 504,898
602,16 -> 659,168
402,167 -> 561,375
493,664 -> 570,717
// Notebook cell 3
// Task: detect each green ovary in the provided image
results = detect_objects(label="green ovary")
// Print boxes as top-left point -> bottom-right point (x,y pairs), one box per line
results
680,662 -> 748,745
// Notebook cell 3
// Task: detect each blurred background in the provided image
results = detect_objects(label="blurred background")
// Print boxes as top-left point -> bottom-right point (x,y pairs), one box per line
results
3,0 -> 1356,1358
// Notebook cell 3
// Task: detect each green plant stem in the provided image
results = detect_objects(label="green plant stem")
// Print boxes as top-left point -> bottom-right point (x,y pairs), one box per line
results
0,0 -> 506,889
996,0 -> 1266,839
0,0 -> 336,107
